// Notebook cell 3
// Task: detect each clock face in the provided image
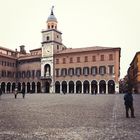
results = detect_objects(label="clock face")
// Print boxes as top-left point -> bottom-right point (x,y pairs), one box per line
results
43,45 -> 52,56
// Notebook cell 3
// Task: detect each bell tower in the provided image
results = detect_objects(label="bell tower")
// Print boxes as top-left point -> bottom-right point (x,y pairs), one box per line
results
41,6 -> 63,93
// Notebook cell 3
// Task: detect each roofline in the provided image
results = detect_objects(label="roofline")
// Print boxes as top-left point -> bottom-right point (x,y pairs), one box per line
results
130,51 -> 140,65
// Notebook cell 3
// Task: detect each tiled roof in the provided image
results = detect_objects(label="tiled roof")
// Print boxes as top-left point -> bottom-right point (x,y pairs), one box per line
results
0,46 -> 15,52
18,54 -> 41,60
56,46 -> 119,54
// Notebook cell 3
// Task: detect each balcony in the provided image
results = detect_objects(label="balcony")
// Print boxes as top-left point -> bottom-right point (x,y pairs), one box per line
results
40,75 -> 52,80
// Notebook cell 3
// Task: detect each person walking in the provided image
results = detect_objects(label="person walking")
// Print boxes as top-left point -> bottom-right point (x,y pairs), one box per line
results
124,89 -> 135,118
21,87 -> 25,99
0,88 -> 2,100
14,87 -> 18,99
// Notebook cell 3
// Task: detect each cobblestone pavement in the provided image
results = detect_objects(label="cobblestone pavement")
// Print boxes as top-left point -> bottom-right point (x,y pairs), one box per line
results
0,93 -> 140,140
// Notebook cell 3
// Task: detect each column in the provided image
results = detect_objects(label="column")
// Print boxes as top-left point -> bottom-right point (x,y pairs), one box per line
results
89,83 -> 91,94
60,83 -> 62,94
67,84 -> 69,94
106,83 -> 108,94
97,83 -> 100,94
74,84 -> 76,94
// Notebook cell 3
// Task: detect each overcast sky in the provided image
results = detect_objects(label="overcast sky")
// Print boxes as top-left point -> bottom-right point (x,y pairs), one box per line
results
0,0 -> 140,78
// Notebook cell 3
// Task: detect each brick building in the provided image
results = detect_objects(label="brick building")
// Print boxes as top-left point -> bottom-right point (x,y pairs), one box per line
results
127,51 -> 140,93
0,7 -> 121,94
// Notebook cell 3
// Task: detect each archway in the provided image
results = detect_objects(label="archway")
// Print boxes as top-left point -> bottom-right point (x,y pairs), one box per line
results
18,82 -> 21,92
7,82 -> 11,93
12,83 -> 16,93
37,82 -> 41,93
55,81 -> 60,93
1,82 -> 5,93
83,80 -> 89,93
91,80 -> 98,94
99,80 -> 106,94
31,82 -> 35,93
108,80 -> 115,94
62,81 -> 67,94
22,82 -> 26,93
69,81 -> 74,93
45,81 -> 50,93
76,81 -> 82,93
27,82 -> 30,93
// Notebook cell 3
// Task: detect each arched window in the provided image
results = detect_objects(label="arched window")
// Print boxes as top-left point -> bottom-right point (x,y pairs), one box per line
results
99,66 -> 106,75
46,36 -> 49,41
83,67 -> 89,76
75,67 -> 81,76
68,68 -> 74,76
61,68 -> 67,76
91,66 -> 98,75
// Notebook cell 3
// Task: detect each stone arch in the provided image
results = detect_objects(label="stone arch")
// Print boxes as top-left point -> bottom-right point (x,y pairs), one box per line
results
31,82 -> 35,93
27,82 -> 30,93
12,83 -> 16,93
18,82 -> 21,92
76,81 -> 82,93
91,80 -> 98,94
62,81 -> 67,94
69,81 -> 74,93
1,82 -> 6,93
108,80 -> 115,94
45,81 -> 50,93
99,80 -> 106,94
37,82 -> 41,93
22,82 -> 26,92
83,80 -> 90,93
55,81 -> 60,93
7,82 -> 11,93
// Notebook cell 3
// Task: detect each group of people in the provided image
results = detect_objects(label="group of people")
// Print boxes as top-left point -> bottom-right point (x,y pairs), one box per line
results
14,87 -> 25,99
0,87 -> 25,99
0,86 -> 136,118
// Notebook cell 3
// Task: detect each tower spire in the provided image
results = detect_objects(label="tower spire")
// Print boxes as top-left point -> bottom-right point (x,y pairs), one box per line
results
51,6 -> 54,15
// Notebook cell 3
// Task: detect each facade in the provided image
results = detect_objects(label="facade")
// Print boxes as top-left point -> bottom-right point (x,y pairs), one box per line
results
0,7 -> 121,94
127,51 -> 140,93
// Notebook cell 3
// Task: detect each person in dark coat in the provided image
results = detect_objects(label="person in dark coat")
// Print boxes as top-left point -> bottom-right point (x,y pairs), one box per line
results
21,87 -> 25,99
124,89 -> 135,118
14,88 -> 18,99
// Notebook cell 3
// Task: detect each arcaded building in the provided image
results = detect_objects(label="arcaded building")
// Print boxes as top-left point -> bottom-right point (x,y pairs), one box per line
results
127,51 -> 140,93
0,8 -> 121,94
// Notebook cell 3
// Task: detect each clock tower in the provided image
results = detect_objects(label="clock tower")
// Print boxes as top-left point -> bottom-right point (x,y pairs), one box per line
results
41,6 -> 63,93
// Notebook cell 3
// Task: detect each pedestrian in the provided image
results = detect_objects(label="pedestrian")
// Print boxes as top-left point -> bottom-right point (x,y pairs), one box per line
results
0,88 -> 3,100
124,89 -> 135,118
14,87 -> 18,99
21,87 -> 25,99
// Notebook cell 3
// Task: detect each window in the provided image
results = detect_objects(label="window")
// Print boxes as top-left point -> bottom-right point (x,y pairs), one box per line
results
61,68 -> 67,76
56,59 -> 59,64
75,68 -> 81,76
27,71 -> 31,78
57,45 -> 59,50
46,36 -> 49,41
32,70 -> 35,78
109,54 -> 113,60
92,56 -> 96,62
91,66 -> 97,75
83,67 -> 89,76
22,71 -> 25,78
68,68 -> 74,76
63,58 -> 66,64
99,66 -> 106,75
85,56 -> 88,62
70,57 -> 73,63
77,57 -> 80,63
100,55 -> 104,61
108,65 -> 114,74
55,69 -> 59,77
36,70 -> 41,78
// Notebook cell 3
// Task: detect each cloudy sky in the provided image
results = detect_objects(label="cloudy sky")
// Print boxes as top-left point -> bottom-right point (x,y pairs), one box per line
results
0,0 -> 140,78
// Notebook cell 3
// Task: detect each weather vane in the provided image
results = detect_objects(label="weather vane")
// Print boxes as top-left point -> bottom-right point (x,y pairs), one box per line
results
51,6 -> 54,15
